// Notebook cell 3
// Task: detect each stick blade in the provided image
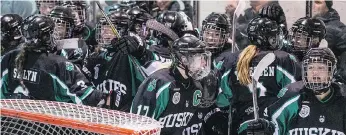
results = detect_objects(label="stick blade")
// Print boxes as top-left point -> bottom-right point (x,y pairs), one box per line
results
253,53 -> 276,81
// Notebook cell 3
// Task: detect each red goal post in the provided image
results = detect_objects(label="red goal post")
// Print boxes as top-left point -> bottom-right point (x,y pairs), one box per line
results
0,99 -> 161,135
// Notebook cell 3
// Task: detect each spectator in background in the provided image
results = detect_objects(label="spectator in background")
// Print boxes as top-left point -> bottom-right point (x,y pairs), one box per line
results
155,0 -> 193,20
312,0 -> 346,83
35,0 -> 62,15
1,0 -> 38,19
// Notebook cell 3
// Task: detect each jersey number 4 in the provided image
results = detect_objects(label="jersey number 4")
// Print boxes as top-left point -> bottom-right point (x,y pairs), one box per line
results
249,82 -> 267,97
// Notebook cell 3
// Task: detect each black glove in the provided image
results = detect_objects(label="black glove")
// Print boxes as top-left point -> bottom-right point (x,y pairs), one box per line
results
193,70 -> 219,108
259,3 -> 287,35
243,118 -> 274,135
108,35 -> 146,58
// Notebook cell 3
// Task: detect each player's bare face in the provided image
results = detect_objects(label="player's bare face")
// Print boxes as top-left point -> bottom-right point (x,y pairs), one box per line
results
312,0 -> 329,17
307,63 -> 329,84
203,28 -> 222,47
291,32 -> 309,49
72,11 -> 82,26
101,25 -> 116,42
39,3 -> 56,15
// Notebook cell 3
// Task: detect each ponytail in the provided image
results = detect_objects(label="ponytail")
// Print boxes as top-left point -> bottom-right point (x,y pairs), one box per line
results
15,46 -> 28,80
237,45 -> 258,85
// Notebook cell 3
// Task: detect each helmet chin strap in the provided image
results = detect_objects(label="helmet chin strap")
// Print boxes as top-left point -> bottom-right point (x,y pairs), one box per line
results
313,87 -> 330,95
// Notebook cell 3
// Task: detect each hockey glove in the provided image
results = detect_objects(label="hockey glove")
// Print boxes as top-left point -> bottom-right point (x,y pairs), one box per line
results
242,118 -> 275,135
109,35 -> 146,59
259,3 -> 287,35
193,70 -> 219,108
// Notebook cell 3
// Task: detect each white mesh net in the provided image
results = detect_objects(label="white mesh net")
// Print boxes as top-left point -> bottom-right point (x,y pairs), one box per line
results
1,99 -> 161,135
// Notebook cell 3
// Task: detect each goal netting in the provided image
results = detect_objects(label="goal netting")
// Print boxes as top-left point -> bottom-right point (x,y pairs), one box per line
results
0,99 -> 161,135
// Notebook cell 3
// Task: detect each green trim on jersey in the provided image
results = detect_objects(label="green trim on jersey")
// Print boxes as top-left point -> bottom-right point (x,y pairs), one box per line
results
49,73 -> 83,104
153,82 -> 171,119
288,54 -> 298,63
80,87 -> 94,100
60,49 -> 68,59
217,69 -> 233,107
276,66 -> 296,88
153,53 -> 159,61
320,88 -> 334,103
128,55 -> 145,96
272,95 -> 300,135
238,119 -> 250,134
1,69 -> 9,99
213,60 -> 224,70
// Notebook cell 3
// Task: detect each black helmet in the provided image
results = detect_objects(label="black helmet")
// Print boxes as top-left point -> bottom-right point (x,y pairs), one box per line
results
49,6 -> 75,40
95,10 -> 129,46
21,14 -> 55,50
172,35 -> 211,80
106,3 -> 130,14
302,47 -> 337,93
128,7 -> 153,37
202,12 -> 231,53
63,1 -> 88,26
157,11 -> 194,37
1,14 -> 23,42
109,10 -> 130,36
288,17 -> 326,59
247,16 -> 281,50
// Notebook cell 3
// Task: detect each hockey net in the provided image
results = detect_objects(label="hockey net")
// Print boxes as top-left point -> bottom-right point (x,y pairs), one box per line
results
0,99 -> 161,135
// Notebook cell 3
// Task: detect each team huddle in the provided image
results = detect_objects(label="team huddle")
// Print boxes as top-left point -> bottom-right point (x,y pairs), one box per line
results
1,0 -> 346,135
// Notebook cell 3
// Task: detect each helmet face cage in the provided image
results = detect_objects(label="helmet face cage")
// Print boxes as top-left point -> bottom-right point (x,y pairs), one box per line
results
21,22 -> 56,50
288,25 -> 322,53
133,23 -> 149,39
65,4 -> 86,26
179,51 -> 212,80
1,27 -> 22,41
302,57 -> 335,91
51,17 -> 73,40
95,22 -> 116,46
202,24 -> 228,51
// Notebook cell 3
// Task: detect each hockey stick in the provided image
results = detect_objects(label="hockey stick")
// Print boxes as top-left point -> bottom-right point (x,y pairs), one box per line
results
248,53 -> 275,120
145,19 -> 179,41
96,2 -> 148,79
306,0 -> 313,18
231,0 -> 246,53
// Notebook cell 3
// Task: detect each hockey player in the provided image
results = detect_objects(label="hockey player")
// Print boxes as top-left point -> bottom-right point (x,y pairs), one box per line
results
150,11 -> 196,63
201,12 -> 232,70
131,35 -> 220,135
84,10 -> 148,111
35,0 -> 62,15
215,16 -> 301,134
62,0 -> 98,51
286,17 -> 326,61
0,14 -> 107,107
265,47 -> 346,135
49,6 -> 89,71
1,14 -> 23,54
127,7 -> 153,40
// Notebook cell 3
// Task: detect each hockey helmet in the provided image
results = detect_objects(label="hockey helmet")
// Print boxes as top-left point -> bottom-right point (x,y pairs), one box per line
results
49,6 -> 75,40
1,14 -> 23,42
288,17 -> 326,58
302,48 -> 337,93
247,16 -> 282,50
202,12 -> 231,53
172,35 -> 211,80
21,14 -> 55,50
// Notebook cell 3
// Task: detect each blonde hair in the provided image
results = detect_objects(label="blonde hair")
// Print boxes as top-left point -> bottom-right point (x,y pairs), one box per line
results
237,45 -> 258,85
